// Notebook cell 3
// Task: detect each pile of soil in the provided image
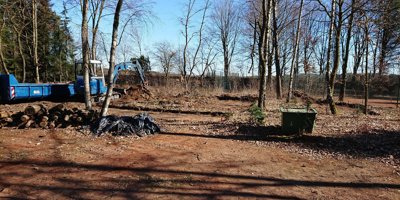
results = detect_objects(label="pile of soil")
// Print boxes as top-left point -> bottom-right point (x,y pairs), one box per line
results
121,85 -> 153,101
293,90 -> 327,104
292,90 -> 379,115
217,94 -> 257,102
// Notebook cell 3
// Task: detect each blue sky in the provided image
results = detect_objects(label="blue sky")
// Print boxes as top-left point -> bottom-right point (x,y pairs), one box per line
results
50,0 -> 231,75
51,0 -> 184,57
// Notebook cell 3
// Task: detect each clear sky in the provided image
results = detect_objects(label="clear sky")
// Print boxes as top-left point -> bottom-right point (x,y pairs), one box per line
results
50,0 -> 229,75
51,0 -> 184,60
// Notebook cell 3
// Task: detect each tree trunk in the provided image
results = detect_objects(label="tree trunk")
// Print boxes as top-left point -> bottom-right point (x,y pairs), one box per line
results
18,33 -> 26,83
325,0 -> 338,114
91,0 -> 105,60
33,0 -> 39,83
59,49 -> 62,82
0,36 -> 8,75
379,28 -> 389,75
258,0 -> 270,109
330,0 -> 343,95
0,10 -> 9,75
101,0 -> 124,117
338,1 -> 354,102
286,0 -> 303,103
272,0 -> 281,99
364,23 -> 369,115
81,0 -> 92,110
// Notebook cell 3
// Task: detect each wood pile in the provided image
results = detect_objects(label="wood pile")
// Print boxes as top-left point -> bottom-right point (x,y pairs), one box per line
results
0,104 -> 99,129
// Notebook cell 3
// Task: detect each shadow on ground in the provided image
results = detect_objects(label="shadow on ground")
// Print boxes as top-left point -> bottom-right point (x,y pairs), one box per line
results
1,159 -> 399,199
163,124 -> 400,160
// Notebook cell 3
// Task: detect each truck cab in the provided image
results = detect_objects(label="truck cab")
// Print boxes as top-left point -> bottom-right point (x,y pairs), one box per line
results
74,60 -> 107,96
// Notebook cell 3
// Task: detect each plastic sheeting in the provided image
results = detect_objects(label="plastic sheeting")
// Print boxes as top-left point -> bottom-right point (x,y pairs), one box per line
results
86,113 -> 161,137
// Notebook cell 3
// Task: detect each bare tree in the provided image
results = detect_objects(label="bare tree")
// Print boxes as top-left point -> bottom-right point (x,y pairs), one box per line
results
287,0 -> 304,103
180,0 -> 210,88
101,0 -> 124,117
7,0 -> 30,82
271,0 -> 281,99
199,36 -> 219,82
322,0 -> 338,114
32,0 -> 39,83
210,0 -> 242,91
252,0 -> 271,109
0,0 -> 12,75
81,0 -> 92,110
89,0 -> 106,60
0,4 -> 8,75
339,0 -> 356,101
153,41 -> 177,85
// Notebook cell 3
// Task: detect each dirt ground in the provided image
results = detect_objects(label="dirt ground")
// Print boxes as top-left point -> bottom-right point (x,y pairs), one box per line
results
1,89 -> 400,199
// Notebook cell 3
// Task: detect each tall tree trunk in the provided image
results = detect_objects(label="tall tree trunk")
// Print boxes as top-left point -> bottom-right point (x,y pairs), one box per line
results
339,0 -> 354,101
325,0 -> 338,114
82,0 -> 92,110
33,0 -> 39,83
59,49 -> 62,82
372,29 -> 380,77
364,23 -> 369,115
258,0 -> 271,109
101,0 -> 124,116
287,0 -> 303,102
352,30 -> 364,82
272,0 -> 281,99
0,37 -> 8,75
17,32 -> 26,83
266,44 -> 272,93
223,46 -> 230,90
379,28 -> 389,75
330,0 -> 343,95
0,9 -> 8,75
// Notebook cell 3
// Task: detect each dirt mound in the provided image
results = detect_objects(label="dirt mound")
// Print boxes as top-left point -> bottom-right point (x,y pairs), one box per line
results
217,94 -> 257,102
121,85 -> 153,101
292,90 -> 327,104
292,90 -> 379,114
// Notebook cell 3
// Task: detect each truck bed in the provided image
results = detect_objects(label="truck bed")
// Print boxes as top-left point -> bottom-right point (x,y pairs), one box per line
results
0,74 -> 75,102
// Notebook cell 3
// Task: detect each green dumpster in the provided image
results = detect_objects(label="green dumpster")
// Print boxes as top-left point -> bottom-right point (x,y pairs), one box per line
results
280,107 -> 317,134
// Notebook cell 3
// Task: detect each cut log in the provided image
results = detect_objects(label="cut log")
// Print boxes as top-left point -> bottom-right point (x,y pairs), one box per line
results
21,115 -> 30,122
64,115 -> 70,122
49,104 -> 65,113
49,121 -> 55,129
3,117 -> 13,123
76,117 -> 82,122
25,105 -> 43,115
25,120 -> 34,128
39,121 -> 48,128
0,111 -> 9,118
17,121 -> 27,129
42,116 -> 49,122
52,115 -> 59,121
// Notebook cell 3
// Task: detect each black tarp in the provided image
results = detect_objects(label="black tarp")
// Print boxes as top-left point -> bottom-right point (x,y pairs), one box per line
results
86,113 -> 161,137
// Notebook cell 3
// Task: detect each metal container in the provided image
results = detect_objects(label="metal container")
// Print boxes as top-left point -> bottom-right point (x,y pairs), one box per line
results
280,107 -> 317,134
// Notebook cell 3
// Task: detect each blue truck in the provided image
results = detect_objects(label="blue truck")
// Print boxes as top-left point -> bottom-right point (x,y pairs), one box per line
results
0,60 -> 147,103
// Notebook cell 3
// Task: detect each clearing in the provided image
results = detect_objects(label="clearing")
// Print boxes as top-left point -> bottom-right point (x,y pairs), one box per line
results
0,88 -> 400,200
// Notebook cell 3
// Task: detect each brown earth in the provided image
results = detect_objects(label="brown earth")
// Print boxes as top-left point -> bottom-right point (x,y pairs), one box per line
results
0,90 -> 400,199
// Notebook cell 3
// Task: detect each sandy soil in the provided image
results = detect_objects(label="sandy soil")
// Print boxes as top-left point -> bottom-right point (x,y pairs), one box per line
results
0,91 -> 400,200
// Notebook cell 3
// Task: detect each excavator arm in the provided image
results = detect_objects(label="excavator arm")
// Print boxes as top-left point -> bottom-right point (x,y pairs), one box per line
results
112,60 -> 148,87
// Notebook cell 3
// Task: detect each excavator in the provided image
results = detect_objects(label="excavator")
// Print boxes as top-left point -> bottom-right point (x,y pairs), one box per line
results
0,59 -> 148,103
74,59 -> 148,102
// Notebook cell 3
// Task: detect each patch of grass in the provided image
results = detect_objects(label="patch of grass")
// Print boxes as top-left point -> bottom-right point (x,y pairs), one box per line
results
251,100 -> 258,107
223,111 -> 234,120
4,152 -> 29,160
